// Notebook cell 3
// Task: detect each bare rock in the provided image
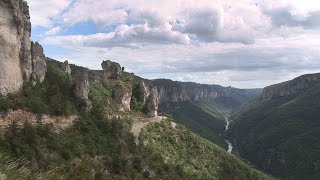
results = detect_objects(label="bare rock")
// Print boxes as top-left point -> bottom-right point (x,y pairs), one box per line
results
138,81 -> 159,117
63,60 -> 72,75
146,88 -> 158,117
0,0 -> 31,96
75,70 -> 92,111
31,41 -> 46,82
101,60 -> 122,84
115,84 -> 132,112
0,172 -> 6,180
139,81 -> 150,102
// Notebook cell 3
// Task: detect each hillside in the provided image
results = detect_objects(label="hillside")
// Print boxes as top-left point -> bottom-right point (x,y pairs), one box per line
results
0,0 -> 273,179
230,73 -> 320,179
159,101 -> 227,147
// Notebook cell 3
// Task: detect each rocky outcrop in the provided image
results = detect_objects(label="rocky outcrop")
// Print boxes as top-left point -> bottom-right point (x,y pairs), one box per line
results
31,42 -> 46,82
75,70 -> 92,111
139,81 -> 150,102
146,88 -> 158,117
0,0 -> 46,96
0,109 -> 77,128
150,79 -> 247,104
115,84 -> 132,112
261,73 -> 320,99
138,81 -> 158,117
63,60 -> 72,75
101,60 -> 122,84
0,0 -> 31,96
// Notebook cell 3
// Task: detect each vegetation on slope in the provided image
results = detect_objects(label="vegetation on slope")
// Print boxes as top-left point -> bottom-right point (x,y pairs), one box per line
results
0,61 -> 78,116
0,59 -> 271,179
139,120 -> 272,180
159,101 -> 227,147
231,83 -> 320,179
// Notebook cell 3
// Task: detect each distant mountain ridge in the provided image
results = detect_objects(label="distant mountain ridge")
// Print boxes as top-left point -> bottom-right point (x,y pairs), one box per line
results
231,72 -> 320,179
262,73 -> 320,99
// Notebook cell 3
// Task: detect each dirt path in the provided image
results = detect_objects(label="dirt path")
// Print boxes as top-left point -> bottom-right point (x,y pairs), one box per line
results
131,116 -> 166,144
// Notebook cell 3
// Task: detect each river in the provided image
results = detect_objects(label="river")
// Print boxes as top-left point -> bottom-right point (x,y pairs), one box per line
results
224,117 -> 233,153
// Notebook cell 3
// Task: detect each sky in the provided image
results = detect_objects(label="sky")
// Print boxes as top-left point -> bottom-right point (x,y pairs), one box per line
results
26,0 -> 320,88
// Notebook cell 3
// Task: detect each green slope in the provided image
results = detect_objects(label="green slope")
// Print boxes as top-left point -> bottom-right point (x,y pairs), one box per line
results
0,59 -> 271,179
231,83 -> 320,179
159,101 -> 227,147
140,120 -> 272,180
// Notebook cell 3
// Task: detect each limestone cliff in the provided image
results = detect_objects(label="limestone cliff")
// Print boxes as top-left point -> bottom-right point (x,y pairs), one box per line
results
0,0 -> 46,96
31,41 -> 47,82
261,73 -> 320,99
0,0 -> 31,95
115,84 -> 132,112
145,79 -> 261,107
75,70 -> 92,111
138,81 -> 159,117
101,60 -> 122,84
146,88 -> 158,117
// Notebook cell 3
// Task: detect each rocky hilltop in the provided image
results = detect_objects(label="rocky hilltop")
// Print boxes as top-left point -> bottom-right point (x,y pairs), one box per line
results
261,73 -> 320,99
0,0 -> 46,96
54,59 -> 260,117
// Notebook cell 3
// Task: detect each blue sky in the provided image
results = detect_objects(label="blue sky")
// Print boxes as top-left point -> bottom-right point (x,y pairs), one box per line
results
26,0 -> 320,88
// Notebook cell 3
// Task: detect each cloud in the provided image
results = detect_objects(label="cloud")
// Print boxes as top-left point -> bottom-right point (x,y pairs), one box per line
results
173,6 -> 256,44
62,0 -> 128,26
45,0 -> 272,45
265,8 -> 320,29
44,26 -> 62,36
42,22 -> 190,48
261,0 -> 320,29
26,0 -> 320,88
27,0 -> 72,27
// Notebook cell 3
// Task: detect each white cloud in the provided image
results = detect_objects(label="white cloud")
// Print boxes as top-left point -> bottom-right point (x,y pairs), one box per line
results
26,0 -> 320,88
44,26 -> 62,36
27,0 -> 72,27
42,22 -> 190,48
62,0 -> 128,26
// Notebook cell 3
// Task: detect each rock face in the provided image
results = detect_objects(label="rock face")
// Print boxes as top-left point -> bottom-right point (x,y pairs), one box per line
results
75,70 -> 92,111
0,0 -> 31,96
115,84 -> 132,112
0,109 -> 77,128
31,42 -> 46,82
146,88 -> 158,117
139,81 -> 159,117
63,60 -> 72,75
261,73 -> 320,99
0,0 -> 46,96
153,80 -> 221,103
151,79 -> 258,104
136,79 -> 261,117
139,81 -> 150,102
101,60 -> 122,84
